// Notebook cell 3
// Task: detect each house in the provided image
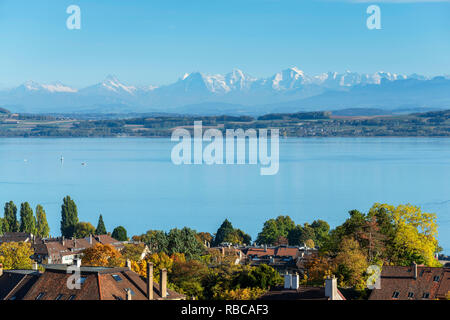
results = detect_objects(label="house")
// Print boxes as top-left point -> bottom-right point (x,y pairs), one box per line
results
0,264 -> 40,300
0,232 -> 40,244
260,275 -> 346,300
242,245 -> 313,274
369,263 -> 450,300
0,261 -> 185,300
33,234 -> 125,264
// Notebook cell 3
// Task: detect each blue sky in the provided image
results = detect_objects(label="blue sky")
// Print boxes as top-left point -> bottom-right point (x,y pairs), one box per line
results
0,0 -> 449,88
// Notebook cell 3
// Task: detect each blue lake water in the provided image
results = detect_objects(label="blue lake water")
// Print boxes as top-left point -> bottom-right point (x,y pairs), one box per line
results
0,137 -> 449,253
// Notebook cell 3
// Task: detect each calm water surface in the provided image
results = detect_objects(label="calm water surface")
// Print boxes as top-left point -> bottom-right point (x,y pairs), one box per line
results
0,138 -> 449,252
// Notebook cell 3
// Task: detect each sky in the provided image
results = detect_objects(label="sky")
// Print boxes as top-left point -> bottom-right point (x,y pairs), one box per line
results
0,0 -> 449,88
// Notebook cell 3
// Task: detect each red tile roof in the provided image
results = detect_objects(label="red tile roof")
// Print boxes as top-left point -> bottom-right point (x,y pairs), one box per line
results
369,265 -> 450,300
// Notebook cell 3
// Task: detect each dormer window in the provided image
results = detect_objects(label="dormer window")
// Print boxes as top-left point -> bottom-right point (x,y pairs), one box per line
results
407,292 -> 414,298
433,275 -> 440,282
36,292 -> 46,300
392,291 -> 400,299
422,292 -> 430,299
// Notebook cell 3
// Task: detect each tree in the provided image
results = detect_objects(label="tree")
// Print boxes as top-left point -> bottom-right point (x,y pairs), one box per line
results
4,201 -> 19,232
310,220 -> 330,247
111,226 -> 128,241
213,219 -> 234,246
35,205 -> 50,238
256,216 -> 295,245
135,230 -> 169,253
274,236 -> 288,246
287,223 -> 315,246
196,232 -> 213,245
73,222 -> 96,238
369,203 -> 440,267
0,242 -> 34,269
95,214 -> 107,235
167,227 -> 205,260
122,243 -> 147,261
60,196 -> 78,238
0,217 -> 4,235
335,237 -> 369,289
19,202 -> 35,234
82,243 -> 123,267
305,239 -> 315,249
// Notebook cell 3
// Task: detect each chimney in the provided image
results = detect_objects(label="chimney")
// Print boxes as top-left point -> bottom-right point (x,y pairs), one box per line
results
264,244 -> 267,252
61,236 -> 65,246
0,263 -> 3,277
284,273 -> 292,289
160,268 -> 167,299
325,275 -> 338,300
32,262 -> 38,271
74,258 -> 81,268
147,262 -> 154,300
291,273 -> 299,290
221,247 -> 225,257
89,234 -> 92,245
126,288 -> 132,300
412,262 -> 417,280
126,259 -> 132,270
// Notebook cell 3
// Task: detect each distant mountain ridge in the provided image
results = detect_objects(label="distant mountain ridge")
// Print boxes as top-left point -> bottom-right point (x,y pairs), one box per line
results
1,68 -> 449,115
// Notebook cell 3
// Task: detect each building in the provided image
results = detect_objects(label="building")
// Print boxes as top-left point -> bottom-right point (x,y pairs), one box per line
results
0,266 -> 40,300
242,245 -> 316,274
369,263 -> 450,300
0,262 -> 185,300
260,275 -> 346,300
0,232 -> 39,244
1,232 -> 125,265
33,234 -> 125,264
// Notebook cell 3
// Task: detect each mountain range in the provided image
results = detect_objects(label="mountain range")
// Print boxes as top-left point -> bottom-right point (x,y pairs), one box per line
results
1,68 -> 449,115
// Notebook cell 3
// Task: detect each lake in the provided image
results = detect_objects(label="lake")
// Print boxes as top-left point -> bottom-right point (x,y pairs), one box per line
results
0,137 -> 449,253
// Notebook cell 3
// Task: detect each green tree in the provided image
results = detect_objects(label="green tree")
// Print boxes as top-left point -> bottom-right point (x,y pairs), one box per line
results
167,227 -> 205,260
112,226 -> 128,241
95,214 -> 107,235
19,202 -> 35,234
310,219 -> 330,247
256,215 -> 295,245
74,222 -> 96,238
287,223 -> 315,246
35,205 -> 50,238
60,196 -> 79,238
213,219 -> 235,246
0,217 -> 4,235
4,201 -> 19,232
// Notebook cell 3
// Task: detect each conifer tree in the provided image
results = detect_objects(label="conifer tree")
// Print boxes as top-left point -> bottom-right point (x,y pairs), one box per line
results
95,214 -> 107,235
61,196 -> 79,238
19,202 -> 35,234
4,201 -> 19,232
35,205 -> 50,238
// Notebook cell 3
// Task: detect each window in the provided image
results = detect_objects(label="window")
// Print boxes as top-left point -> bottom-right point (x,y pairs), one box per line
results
392,291 -> 400,299
407,292 -> 414,298
36,292 -> 46,300
112,274 -> 122,282
433,275 -> 440,282
422,292 -> 430,299
68,295 -> 76,300
55,294 -> 64,300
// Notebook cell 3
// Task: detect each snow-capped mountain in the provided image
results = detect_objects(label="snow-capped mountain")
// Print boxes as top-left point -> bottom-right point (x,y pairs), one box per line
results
80,75 -> 138,96
0,68 -> 447,114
